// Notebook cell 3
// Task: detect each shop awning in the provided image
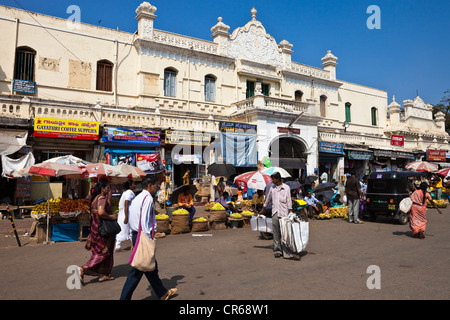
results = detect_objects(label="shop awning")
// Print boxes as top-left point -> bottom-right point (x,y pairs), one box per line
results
0,130 -> 28,156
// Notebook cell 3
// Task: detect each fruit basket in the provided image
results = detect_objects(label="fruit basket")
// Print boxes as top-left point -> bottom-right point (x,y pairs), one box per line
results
156,214 -> 171,234
191,217 -> 209,232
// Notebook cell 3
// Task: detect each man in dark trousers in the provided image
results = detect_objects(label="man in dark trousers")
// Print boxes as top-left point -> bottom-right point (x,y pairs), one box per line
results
120,177 -> 177,300
345,170 -> 364,224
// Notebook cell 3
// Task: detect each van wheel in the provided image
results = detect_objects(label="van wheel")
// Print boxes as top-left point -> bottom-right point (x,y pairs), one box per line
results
397,211 -> 409,225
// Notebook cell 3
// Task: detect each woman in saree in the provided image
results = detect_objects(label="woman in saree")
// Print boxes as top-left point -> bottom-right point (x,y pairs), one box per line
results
409,182 -> 442,239
79,179 -> 117,283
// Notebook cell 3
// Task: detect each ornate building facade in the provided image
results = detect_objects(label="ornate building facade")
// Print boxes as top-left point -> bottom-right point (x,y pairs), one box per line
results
0,2 -> 448,195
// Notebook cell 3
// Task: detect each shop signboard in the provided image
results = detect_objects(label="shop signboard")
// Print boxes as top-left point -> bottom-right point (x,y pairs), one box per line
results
277,127 -> 300,134
136,152 -> 164,173
347,150 -> 373,161
391,135 -> 404,146
34,117 -> 99,140
102,127 -> 160,146
427,149 -> 446,162
219,121 -> 257,134
165,130 -> 211,146
319,141 -> 344,155
13,79 -> 36,94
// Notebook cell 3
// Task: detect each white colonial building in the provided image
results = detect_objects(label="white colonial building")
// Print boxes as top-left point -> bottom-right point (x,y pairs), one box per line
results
0,2 -> 448,197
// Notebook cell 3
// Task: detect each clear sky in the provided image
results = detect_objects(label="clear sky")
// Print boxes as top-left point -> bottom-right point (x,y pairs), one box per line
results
1,0 -> 449,106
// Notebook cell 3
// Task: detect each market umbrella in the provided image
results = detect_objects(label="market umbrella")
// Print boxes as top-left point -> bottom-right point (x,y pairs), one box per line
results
19,162 -> 85,177
207,163 -> 236,178
260,166 -> 291,178
314,182 -> 336,192
234,171 -> 272,190
82,163 -> 121,180
18,162 -> 85,244
405,161 -> 438,172
169,184 -> 198,205
436,168 -> 450,177
304,175 -> 318,185
43,155 -> 91,167
315,189 -> 336,202
115,164 -> 146,179
285,180 -> 301,190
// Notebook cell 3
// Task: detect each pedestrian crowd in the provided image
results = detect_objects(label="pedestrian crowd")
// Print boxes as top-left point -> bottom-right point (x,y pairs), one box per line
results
76,168 -> 445,298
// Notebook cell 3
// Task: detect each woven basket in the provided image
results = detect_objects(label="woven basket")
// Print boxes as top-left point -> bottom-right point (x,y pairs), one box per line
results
210,220 -> 227,230
209,210 -> 227,222
171,214 -> 190,234
156,218 -> 171,234
191,220 -> 209,232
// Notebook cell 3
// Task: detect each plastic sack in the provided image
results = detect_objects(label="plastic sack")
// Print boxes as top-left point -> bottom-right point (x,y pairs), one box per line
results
250,215 -> 273,233
399,197 -> 412,214
280,214 -> 309,253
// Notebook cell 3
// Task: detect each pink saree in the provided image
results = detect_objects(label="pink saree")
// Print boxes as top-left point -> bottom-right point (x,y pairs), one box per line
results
409,190 -> 431,235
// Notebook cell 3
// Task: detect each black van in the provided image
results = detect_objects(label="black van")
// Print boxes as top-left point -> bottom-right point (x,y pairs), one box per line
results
364,171 -> 425,224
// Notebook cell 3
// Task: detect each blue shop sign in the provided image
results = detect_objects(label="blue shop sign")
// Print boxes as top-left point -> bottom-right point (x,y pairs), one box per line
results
319,141 -> 344,155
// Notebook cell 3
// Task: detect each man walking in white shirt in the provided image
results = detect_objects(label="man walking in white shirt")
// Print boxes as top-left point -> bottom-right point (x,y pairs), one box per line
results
261,172 -> 299,260
120,177 -> 177,300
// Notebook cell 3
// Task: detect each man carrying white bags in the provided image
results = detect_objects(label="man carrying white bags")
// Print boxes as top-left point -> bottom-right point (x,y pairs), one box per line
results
260,172 -> 301,260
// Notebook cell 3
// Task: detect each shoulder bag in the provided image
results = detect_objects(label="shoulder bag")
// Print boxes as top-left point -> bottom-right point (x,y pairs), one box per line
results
128,195 -> 156,272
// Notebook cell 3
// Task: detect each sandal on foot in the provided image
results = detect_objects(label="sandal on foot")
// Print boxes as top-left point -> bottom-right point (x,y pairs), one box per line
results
98,275 -> 115,282
161,288 -> 177,300
78,267 -> 85,284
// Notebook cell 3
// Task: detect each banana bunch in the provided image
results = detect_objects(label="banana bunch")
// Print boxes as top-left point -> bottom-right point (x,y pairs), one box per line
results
329,206 -> 348,218
241,210 -> 254,216
156,214 -> 169,220
230,213 -> 242,218
315,213 -> 332,219
426,199 -> 447,208
193,217 -> 208,222
172,208 -> 189,215
210,203 -> 225,211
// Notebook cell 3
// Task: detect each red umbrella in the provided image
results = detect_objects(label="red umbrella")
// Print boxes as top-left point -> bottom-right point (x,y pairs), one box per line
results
405,161 -> 438,172
20,162 -> 84,177
234,171 -> 272,190
82,163 -> 121,180
436,168 -> 450,177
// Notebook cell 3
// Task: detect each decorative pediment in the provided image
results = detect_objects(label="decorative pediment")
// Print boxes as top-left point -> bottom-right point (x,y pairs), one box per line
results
226,8 -> 286,67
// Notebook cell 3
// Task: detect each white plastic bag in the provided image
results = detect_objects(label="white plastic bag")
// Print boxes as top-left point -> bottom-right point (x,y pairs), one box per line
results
399,197 -> 412,214
280,214 -> 309,253
250,215 -> 273,233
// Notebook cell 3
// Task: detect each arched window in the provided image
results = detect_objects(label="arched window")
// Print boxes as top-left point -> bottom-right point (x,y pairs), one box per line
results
320,95 -> 327,117
96,60 -> 113,92
14,46 -> 36,81
295,90 -> 303,102
205,75 -> 216,102
345,102 -> 351,123
371,107 -> 378,126
164,68 -> 177,97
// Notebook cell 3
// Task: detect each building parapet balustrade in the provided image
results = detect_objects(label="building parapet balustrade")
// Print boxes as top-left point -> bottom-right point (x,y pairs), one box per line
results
230,95 -> 310,116
319,131 -> 449,152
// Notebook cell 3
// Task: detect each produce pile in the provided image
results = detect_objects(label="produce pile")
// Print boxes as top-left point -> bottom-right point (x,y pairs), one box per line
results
426,199 -> 447,208
31,198 -> 61,215
315,206 -> 349,219
204,202 -> 216,211
193,217 -> 208,222
230,213 -> 242,219
236,200 -> 253,207
241,210 -> 254,216
59,198 -> 90,213
156,214 -> 169,220
210,203 -> 225,211
172,208 -> 189,215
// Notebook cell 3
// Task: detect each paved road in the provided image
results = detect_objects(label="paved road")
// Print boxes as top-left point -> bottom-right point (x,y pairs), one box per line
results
0,208 -> 449,303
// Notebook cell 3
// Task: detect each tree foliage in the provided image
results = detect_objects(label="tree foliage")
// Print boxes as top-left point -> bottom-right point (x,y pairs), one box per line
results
432,90 -> 450,132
